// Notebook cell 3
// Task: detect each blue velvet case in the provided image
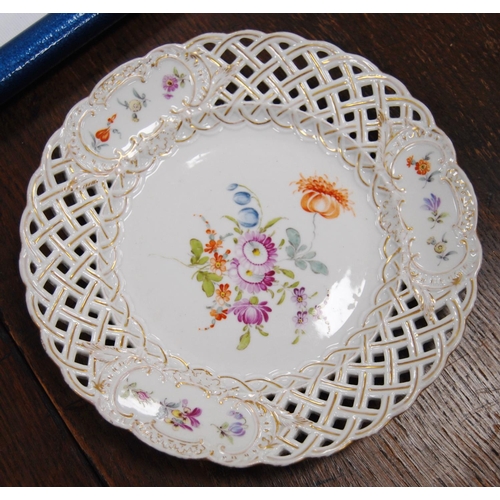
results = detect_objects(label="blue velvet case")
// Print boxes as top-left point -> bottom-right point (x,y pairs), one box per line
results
0,13 -> 126,105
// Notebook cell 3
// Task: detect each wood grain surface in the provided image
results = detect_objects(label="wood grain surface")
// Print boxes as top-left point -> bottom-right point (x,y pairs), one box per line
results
0,13 -> 498,487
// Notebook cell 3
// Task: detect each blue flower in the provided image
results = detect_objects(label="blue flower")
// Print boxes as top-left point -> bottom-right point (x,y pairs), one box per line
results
238,207 -> 259,228
233,191 -> 251,205
227,183 -> 238,191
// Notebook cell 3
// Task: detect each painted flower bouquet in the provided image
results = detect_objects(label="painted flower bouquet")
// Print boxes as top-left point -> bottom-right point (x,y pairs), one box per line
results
175,176 -> 353,349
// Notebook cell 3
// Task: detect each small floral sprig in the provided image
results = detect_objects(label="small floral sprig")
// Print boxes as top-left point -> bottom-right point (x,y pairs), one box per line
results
162,67 -> 187,99
91,114 -> 121,151
120,382 -> 153,405
156,398 -> 202,431
290,287 -> 318,344
421,193 -> 449,228
427,234 -> 457,265
117,89 -> 149,122
214,410 -> 248,444
406,152 -> 441,187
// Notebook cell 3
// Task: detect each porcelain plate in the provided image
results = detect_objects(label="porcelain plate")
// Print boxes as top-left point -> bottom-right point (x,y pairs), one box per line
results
19,31 -> 481,466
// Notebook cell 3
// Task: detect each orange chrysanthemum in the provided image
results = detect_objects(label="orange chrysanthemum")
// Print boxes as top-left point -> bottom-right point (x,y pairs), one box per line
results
210,308 -> 228,321
293,174 -> 353,219
204,239 -> 223,254
415,159 -> 431,176
406,155 -> 414,168
215,283 -> 232,304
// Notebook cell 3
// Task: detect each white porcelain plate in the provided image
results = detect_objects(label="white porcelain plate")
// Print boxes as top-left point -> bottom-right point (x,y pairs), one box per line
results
19,31 -> 481,466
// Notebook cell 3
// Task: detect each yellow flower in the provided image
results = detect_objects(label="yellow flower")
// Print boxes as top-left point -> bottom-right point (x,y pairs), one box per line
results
434,242 -> 446,254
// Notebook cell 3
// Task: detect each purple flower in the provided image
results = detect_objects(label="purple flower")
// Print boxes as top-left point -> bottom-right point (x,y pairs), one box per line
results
162,74 -> 179,92
228,422 -> 246,437
229,410 -> 244,420
293,310 -> 308,326
228,258 -> 275,293
422,193 -> 441,213
229,298 -> 272,325
291,287 -> 308,308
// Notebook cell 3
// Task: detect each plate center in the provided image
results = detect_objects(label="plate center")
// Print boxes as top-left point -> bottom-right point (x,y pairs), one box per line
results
120,124 -> 384,378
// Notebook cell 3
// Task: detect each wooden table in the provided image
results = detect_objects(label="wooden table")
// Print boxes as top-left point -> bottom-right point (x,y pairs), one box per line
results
1,14 -> 498,487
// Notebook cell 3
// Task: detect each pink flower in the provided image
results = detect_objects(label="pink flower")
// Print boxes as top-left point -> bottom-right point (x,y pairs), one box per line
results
162,74 -> 179,92
228,258 -> 275,293
135,390 -> 151,401
236,231 -> 278,273
229,298 -> 272,325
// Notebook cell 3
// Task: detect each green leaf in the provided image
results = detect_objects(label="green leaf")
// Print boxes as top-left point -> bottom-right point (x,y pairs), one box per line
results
441,212 -> 449,218
295,259 -> 307,270
233,237 -> 239,244
286,246 -> 295,258
223,215 -> 240,228
190,256 -> 198,265
261,217 -> 284,232
267,289 -> 275,298
279,239 -> 285,248
428,217 -> 434,222
309,260 -> 329,275
206,273 -> 223,282
221,422 -> 229,429
280,268 -> 295,279
257,327 -> 269,337
292,336 -> 300,345
202,279 -> 215,297
196,271 -> 206,281
237,331 -> 251,350
308,307 -> 316,315
277,291 -> 286,305
302,251 -> 316,260
289,281 -> 300,289
286,228 -> 301,249
198,256 -> 209,265
234,227 -> 243,235
298,244 -> 307,253
235,290 -> 243,302
190,239 -> 203,259
174,67 -> 179,76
